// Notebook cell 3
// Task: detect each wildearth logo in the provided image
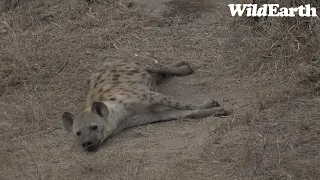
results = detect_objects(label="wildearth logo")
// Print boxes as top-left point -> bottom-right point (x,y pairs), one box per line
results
228,4 -> 318,17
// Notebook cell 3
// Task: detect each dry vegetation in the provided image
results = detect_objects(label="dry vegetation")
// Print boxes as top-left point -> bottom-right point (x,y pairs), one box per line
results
1,0 -> 320,179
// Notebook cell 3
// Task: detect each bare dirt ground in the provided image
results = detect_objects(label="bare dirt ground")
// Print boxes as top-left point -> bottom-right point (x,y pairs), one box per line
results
1,0 -> 320,179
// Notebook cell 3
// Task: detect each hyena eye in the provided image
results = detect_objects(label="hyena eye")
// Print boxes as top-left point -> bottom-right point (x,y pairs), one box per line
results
91,125 -> 98,130
76,131 -> 81,136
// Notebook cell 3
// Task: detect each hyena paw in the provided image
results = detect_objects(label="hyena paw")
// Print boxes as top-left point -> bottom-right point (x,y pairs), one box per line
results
215,108 -> 233,117
199,99 -> 220,109
180,64 -> 193,75
174,61 -> 189,67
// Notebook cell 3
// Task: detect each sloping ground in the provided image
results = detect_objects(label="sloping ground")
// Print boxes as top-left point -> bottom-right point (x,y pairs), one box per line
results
1,0 -> 320,179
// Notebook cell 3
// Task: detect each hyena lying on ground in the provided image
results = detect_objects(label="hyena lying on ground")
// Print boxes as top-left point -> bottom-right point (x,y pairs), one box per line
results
62,58 -> 232,151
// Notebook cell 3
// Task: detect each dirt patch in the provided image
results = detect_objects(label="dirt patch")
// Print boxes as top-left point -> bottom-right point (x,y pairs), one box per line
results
125,0 -> 212,19
124,0 -> 171,16
164,0 -> 213,17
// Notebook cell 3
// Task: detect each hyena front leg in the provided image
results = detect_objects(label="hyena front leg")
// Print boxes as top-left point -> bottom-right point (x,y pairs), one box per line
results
145,92 -> 220,110
125,108 -> 232,129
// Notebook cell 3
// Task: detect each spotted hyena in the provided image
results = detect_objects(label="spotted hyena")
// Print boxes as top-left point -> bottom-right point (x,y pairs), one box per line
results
62,58 -> 232,151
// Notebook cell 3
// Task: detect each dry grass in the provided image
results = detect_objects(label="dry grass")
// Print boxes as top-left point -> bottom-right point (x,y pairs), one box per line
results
1,0 -> 320,179
220,0 -> 320,179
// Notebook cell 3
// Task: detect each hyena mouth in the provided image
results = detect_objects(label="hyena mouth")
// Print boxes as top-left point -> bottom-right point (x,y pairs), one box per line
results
85,144 -> 99,152
83,141 -> 100,152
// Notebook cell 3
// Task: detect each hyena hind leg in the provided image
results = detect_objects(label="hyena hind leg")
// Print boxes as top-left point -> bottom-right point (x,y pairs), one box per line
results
126,107 -> 232,128
147,92 -> 220,110
169,61 -> 190,67
147,62 -> 193,76
149,61 -> 193,83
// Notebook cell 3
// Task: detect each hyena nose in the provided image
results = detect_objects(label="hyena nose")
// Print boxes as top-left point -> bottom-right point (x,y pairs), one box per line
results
82,141 -> 93,148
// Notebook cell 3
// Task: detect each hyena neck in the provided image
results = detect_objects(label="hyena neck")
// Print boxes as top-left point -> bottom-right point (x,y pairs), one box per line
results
100,102 -> 129,140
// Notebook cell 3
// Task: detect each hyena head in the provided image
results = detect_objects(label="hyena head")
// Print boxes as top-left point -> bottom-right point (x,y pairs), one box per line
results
62,102 -> 110,152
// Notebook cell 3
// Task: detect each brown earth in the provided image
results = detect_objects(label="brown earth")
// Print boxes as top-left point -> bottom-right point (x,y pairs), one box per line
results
1,0 -> 320,180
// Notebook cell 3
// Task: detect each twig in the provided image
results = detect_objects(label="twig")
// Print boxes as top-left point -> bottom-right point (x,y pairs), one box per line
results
56,61 -> 69,74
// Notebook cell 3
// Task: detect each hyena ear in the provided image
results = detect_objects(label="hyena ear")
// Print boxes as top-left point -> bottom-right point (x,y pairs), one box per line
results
91,102 -> 109,118
62,112 -> 75,133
